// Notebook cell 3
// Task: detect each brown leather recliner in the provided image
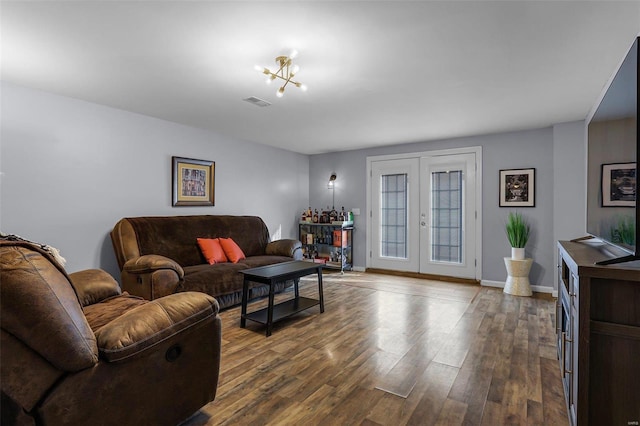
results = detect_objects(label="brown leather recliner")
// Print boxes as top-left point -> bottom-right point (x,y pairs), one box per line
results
0,239 -> 222,426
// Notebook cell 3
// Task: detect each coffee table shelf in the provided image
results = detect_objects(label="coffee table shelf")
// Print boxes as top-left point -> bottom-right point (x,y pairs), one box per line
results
243,296 -> 319,325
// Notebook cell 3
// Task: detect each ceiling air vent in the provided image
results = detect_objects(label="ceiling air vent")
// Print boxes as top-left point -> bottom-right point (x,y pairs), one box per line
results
243,97 -> 271,107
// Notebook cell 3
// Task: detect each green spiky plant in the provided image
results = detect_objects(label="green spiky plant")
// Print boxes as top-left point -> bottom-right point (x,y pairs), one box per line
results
506,212 -> 530,248
611,216 -> 636,246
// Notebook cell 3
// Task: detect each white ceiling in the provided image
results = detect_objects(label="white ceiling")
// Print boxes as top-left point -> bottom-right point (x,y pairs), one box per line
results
2,1 -> 639,155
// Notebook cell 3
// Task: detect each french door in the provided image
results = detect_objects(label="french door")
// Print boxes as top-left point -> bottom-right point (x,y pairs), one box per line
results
368,149 -> 480,280
370,158 -> 420,272
419,153 -> 476,279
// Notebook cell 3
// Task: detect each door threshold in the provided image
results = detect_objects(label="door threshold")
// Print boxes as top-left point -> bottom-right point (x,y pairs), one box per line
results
365,268 -> 480,285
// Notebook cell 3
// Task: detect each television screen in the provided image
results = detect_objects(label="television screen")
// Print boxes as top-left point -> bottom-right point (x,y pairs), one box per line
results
586,37 -> 638,257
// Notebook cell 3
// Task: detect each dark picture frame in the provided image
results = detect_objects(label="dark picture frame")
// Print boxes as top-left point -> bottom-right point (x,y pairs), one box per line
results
499,168 -> 535,207
172,156 -> 215,206
601,162 -> 636,207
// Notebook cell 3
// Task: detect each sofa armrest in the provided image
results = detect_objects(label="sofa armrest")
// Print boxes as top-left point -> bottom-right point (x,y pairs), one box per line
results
68,269 -> 122,307
123,255 -> 184,279
95,292 -> 219,362
266,239 -> 303,259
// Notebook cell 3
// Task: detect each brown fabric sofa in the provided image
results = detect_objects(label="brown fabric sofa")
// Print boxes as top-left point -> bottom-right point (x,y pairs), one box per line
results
111,215 -> 302,308
0,238 -> 221,426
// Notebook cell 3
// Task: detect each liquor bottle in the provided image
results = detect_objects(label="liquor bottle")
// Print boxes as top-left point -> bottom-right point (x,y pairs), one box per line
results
320,207 -> 329,224
330,208 -> 337,223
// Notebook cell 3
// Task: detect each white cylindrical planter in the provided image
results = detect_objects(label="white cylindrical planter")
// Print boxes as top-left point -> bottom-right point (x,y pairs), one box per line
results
511,247 -> 525,260
503,257 -> 533,296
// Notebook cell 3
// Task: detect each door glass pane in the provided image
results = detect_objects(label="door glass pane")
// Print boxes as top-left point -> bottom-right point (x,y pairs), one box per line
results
381,174 -> 407,258
431,170 -> 462,263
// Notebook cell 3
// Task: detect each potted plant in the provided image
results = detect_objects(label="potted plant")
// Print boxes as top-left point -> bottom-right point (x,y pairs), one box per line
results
506,212 -> 530,260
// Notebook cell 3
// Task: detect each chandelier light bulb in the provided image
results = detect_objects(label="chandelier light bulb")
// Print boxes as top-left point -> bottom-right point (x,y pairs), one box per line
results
291,64 -> 300,75
290,49 -> 298,59
255,65 -> 271,75
265,78 -> 272,85
276,87 -> 285,98
300,84 -> 308,92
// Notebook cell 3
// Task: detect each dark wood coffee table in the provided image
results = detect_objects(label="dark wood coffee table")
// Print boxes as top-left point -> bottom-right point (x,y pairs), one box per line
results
239,261 -> 324,336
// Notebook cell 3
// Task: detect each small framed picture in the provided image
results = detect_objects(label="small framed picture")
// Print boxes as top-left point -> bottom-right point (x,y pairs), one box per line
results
499,168 -> 535,207
601,162 -> 636,207
172,156 -> 215,206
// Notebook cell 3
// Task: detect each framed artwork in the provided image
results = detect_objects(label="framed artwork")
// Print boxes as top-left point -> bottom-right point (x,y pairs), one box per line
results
499,168 -> 535,207
601,162 -> 636,207
172,156 -> 215,206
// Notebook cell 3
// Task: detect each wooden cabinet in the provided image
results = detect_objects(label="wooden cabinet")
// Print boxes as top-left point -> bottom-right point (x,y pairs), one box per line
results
299,222 -> 353,272
557,240 -> 640,426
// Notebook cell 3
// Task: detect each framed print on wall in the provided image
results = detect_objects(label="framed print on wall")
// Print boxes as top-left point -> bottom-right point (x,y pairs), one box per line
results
601,162 -> 636,207
499,168 -> 535,207
172,156 -> 215,206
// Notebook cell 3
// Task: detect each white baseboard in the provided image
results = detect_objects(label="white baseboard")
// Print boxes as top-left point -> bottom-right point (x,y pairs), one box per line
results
481,279 -> 556,296
481,279 -> 505,288
352,266 -> 366,272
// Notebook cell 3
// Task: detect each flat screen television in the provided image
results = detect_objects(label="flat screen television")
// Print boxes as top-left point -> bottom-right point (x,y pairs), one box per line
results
586,36 -> 639,264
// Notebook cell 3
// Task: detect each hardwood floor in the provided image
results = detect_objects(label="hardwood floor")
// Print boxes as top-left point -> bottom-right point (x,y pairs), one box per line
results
183,272 -> 568,426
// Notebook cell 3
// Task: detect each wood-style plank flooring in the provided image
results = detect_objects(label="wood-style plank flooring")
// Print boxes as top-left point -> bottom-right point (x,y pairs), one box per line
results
183,271 -> 568,426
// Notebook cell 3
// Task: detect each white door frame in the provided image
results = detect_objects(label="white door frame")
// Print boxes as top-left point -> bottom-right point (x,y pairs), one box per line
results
366,146 -> 482,280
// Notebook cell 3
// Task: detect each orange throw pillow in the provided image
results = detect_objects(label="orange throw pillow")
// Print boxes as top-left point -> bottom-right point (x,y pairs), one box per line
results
197,238 -> 228,265
218,237 -> 246,263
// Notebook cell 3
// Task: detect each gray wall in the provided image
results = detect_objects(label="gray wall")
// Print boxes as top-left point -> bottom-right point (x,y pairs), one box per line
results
0,82 -> 309,278
553,121 -> 587,291
1,81 -> 586,291
310,123 -> 585,289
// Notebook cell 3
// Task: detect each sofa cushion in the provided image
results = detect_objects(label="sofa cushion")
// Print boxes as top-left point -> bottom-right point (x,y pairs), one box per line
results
197,238 -> 228,264
218,238 -> 246,263
83,293 -> 148,333
124,215 -> 270,267
182,263 -> 249,297
95,292 -> 218,362
181,255 -> 294,300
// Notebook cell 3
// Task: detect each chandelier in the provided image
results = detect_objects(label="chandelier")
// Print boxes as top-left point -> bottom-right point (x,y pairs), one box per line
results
255,50 -> 307,97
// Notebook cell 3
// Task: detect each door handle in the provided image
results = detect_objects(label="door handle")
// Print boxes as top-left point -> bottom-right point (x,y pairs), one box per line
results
561,332 -> 573,376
